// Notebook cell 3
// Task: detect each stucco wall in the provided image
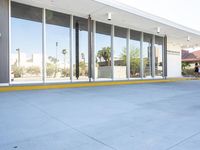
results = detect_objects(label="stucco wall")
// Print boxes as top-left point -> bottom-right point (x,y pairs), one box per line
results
167,44 -> 182,77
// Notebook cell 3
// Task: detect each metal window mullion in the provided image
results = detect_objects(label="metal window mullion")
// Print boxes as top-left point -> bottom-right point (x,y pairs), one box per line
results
111,25 -> 114,80
162,37 -> 165,78
127,29 -> 130,79
164,35 -> 167,78
140,32 -> 143,78
88,16 -> 92,82
70,15 -> 73,82
152,35 -> 155,78
92,21 -> 96,81
42,8 -> 46,83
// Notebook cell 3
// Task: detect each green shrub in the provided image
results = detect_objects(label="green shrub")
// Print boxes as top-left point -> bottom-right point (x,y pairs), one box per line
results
26,66 -> 40,75
12,65 -> 25,78
182,68 -> 195,76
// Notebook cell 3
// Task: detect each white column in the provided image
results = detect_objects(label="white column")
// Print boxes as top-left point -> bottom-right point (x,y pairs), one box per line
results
140,32 -> 144,78
92,21 -> 96,81
152,34 -> 155,78
111,25 -> 114,80
42,8 -> 46,83
127,29 -> 130,79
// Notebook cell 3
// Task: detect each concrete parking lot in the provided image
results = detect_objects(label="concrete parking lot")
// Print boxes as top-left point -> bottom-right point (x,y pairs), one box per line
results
0,80 -> 200,150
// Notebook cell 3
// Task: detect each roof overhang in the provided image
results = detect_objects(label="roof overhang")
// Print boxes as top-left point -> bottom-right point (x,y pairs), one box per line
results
12,0 -> 200,48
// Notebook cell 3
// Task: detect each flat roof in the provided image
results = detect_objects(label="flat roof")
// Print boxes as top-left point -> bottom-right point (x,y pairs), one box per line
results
96,0 -> 200,36
13,0 -> 200,48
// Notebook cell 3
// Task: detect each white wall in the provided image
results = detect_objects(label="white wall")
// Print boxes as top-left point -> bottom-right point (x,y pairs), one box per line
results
167,44 -> 182,77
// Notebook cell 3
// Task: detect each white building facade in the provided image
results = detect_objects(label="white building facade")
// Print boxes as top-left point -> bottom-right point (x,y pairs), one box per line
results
0,0 -> 200,86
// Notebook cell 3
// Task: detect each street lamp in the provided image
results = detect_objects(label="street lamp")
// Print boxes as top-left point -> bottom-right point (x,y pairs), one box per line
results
16,48 -> 20,67
62,49 -> 67,70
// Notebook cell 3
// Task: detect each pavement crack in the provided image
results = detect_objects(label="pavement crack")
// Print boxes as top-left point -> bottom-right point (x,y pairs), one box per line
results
165,131 -> 200,150
20,99 -> 118,150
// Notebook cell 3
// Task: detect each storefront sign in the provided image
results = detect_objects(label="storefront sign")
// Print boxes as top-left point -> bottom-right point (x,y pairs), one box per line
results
167,50 -> 180,55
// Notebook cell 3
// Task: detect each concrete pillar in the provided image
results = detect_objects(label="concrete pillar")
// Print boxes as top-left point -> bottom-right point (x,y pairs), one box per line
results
0,0 -> 9,84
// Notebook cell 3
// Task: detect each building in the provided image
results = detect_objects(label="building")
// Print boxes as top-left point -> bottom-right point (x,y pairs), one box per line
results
182,50 -> 200,70
1,0 -> 200,86
182,50 -> 200,64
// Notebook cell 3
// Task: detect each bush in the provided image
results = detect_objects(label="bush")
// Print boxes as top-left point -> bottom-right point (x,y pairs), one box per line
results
46,63 -> 56,77
26,66 -> 40,75
182,68 -> 195,77
61,68 -> 70,77
12,65 -> 25,78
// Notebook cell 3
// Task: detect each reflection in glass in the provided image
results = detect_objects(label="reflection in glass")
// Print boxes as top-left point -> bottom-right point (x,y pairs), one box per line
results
96,22 -> 112,79
73,16 -> 88,81
130,30 -> 141,78
143,33 -> 153,77
155,36 -> 163,76
46,10 -> 70,81
114,26 -> 127,79
11,2 -> 42,82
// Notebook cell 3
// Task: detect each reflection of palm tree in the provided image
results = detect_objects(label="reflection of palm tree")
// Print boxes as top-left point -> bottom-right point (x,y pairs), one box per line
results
120,47 -> 140,77
97,47 -> 111,66
48,56 -> 59,78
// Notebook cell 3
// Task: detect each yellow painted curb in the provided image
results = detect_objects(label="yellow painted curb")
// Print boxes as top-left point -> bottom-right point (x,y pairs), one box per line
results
0,78 -> 191,92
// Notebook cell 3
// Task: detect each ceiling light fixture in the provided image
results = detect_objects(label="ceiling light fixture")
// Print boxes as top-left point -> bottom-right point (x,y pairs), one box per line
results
107,12 -> 112,21
157,27 -> 160,34
187,36 -> 190,42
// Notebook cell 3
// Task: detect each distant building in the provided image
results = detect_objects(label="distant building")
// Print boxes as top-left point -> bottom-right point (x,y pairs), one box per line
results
182,50 -> 200,67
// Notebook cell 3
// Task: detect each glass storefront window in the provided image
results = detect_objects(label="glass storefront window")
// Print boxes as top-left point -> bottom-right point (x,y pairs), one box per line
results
114,26 -> 127,79
73,16 -> 88,81
155,36 -> 163,76
96,22 -> 112,79
143,33 -> 153,78
130,30 -> 141,78
46,10 -> 70,81
10,2 -> 165,83
11,2 -> 43,82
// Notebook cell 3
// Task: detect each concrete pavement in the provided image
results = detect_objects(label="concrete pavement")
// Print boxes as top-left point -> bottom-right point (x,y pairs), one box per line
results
0,80 -> 200,150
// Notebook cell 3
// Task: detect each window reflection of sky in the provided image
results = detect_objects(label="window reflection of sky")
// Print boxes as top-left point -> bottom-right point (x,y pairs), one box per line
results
11,18 -> 42,57
114,37 -> 126,58
96,33 -> 111,53
46,24 -> 70,63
